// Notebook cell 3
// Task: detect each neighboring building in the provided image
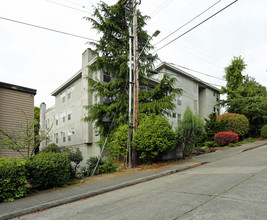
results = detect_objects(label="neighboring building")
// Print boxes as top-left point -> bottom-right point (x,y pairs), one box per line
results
40,49 -> 220,162
151,62 -> 220,129
0,81 -> 36,158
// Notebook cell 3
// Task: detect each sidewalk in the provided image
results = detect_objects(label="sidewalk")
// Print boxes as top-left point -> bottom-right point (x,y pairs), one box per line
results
1,140 -> 267,220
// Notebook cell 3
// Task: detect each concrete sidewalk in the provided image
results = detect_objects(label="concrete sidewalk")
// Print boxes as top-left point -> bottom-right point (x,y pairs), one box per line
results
1,140 -> 267,220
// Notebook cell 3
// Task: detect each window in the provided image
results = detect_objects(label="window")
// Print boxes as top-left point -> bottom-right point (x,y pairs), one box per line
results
94,72 -> 99,81
60,92 -> 66,102
68,128 -> 74,142
177,95 -> 182,105
172,112 -> 176,118
55,115 -> 58,125
67,107 -> 73,120
54,133 -> 58,144
67,85 -> 74,99
167,71 -> 181,82
103,70 -> 111,82
60,111 -> 66,123
61,131 -> 66,142
178,114 -> 182,122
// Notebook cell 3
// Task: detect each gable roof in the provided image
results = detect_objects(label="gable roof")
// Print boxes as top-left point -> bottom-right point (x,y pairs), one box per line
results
155,62 -> 220,92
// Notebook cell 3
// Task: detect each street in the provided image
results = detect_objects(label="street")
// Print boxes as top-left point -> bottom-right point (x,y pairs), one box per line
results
17,145 -> 267,220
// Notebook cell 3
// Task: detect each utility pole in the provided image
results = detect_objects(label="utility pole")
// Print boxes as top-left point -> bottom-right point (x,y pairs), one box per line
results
132,0 -> 138,168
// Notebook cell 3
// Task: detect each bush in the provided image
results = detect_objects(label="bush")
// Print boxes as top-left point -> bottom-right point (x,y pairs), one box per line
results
0,157 -> 27,202
261,125 -> 267,138
61,147 -> 83,178
108,124 -> 128,161
84,157 -> 117,176
41,143 -> 61,153
214,132 -> 239,146
204,112 -> 227,141
217,113 -> 249,136
132,114 -> 176,163
176,107 -> 205,157
25,152 -> 70,189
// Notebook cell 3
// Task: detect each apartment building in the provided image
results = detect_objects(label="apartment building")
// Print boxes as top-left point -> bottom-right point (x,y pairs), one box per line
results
0,81 -> 36,158
40,48 -> 220,162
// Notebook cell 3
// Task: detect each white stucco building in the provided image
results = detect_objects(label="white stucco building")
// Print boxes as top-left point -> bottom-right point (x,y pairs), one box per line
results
40,48 -> 220,162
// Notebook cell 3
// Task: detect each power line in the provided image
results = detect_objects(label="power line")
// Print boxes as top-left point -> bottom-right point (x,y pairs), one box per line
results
150,0 -> 175,18
0,16 -> 98,42
169,62 -> 226,81
154,0 -> 221,46
153,0 -> 238,54
45,0 -> 92,14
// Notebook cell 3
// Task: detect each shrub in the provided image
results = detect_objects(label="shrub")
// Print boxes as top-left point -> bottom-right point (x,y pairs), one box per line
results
214,132 -> 239,146
41,143 -> 61,153
176,107 -> 205,157
84,157 -> 117,176
0,157 -> 27,202
25,152 -> 70,189
132,114 -> 176,163
261,125 -> 267,138
61,147 -> 83,178
108,124 -> 128,161
217,113 -> 249,136
204,112 -> 227,141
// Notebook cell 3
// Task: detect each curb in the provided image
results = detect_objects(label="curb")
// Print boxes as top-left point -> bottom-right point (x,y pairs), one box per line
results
0,162 -> 207,220
241,143 -> 267,152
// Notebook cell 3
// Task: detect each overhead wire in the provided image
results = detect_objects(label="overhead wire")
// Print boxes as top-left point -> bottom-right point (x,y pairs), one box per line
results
150,0 -> 175,18
45,0 -> 92,14
169,62 -> 226,81
152,0 -> 238,54
154,0 -> 222,47
0,16 -> 98,42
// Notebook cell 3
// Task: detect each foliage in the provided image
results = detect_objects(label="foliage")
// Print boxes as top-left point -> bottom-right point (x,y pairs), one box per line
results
25,152 -> 70,189
0,157 -> 27,202
261,125 -> 267,138
41,143 -> 61,153
83,2 -> 181,138
214,132 -> 239,146
61,147 -> 83,178
217,113 -> 249,136
108,124 -> 128,161
0,119 -> 49,158
220,56 -> 267,137
176,107 -> 205,157
83,156 -> 117,176
203,141 -> 217,148
34,107 -> 40,154
132,114 -> 176,163
204,112 -> 227,141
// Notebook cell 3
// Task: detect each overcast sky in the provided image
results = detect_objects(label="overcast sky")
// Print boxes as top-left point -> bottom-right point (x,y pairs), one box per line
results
1,0 -> 266,107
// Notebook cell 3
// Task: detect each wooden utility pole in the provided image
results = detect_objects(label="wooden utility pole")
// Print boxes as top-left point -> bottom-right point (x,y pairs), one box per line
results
132,0 -> 138,168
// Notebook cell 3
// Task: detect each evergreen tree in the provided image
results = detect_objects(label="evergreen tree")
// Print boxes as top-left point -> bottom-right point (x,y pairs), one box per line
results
84,2 -> 181,137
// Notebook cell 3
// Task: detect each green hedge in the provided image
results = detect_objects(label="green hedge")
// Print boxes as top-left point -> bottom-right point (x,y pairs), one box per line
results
261,125 -> 267,138
0,157 -> 27,202
133,114 -> 176,163
25,152 -> 71,189
217,113 -> 249,136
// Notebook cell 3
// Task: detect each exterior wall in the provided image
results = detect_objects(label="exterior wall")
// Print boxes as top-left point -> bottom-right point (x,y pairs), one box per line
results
0,85 -> 35,158
155,64 -> 220,130
40,49 -> 100,163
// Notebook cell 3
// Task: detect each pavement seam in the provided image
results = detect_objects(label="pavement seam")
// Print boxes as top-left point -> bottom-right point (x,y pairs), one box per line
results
0,162 -> 206,220
171,172 -> 257,220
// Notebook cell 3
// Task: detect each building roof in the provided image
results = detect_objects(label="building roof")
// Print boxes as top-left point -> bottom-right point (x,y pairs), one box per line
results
0,81 -> 36,95
51,70 -> 82,96
155,62 -> 220,92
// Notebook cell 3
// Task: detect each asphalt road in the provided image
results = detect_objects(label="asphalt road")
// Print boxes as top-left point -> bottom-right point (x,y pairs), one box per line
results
16,145 -> 267,220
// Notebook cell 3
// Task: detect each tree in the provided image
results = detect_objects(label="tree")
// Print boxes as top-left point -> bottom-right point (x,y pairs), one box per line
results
0,108 -> 50,158
220,56 -> 267,136
84,2 -> 181,137
176,107 -> 205,157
